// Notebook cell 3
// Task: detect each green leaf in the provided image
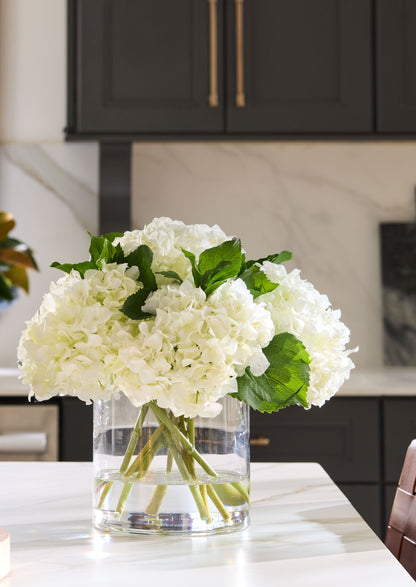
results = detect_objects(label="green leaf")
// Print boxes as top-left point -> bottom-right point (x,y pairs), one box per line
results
109,243 -> 127,265
245,250 -> 292,271
88,235 -> 108,263
198,238 -> 243,281
182,248 -> 202,287
199,260 -> 232,290
239,264 -> 278,298
50,261 -> 97,277
185,238 -> 245,295
126,245 -> 157,291
0,274 -> 13,301
232,333 -> 310,413
156,271 -> 183,283
102,232 -> 123,243
120,288 -> 154,320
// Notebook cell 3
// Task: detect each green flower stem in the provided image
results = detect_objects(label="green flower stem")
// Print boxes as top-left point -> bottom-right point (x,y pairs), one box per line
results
162,430 -> 210,521
124,423 -> 165,478
97,405 -> 150,510
186,417 -> 195,446
199,484 -> 212,523
116,481 -> 133,516
149,402 -> 218,478
145,449 -> 173,516
206,485 -> 231,521
119,404 -> 149,475
231,481 -> 250,503
97,479 -> 113,510
116,432 -> 166,516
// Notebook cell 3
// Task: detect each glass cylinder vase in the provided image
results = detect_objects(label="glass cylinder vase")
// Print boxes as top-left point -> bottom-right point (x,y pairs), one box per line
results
93,393 -> 250,535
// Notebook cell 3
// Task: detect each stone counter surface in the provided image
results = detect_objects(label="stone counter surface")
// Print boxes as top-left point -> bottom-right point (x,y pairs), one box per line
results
0,462 -> 414,586
1,367 -> 416,398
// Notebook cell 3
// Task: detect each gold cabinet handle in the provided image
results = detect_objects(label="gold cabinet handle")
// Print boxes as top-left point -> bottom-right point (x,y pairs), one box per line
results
235,0 -> 245,107
250,436 -> 270,447
208,0 -> 219,107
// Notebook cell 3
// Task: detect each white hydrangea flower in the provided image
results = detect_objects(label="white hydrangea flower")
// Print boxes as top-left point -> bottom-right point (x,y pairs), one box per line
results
17,264 -> 141,403
113,279 -> 274,418
113,217 -> 229,283
258,261 -> 357,407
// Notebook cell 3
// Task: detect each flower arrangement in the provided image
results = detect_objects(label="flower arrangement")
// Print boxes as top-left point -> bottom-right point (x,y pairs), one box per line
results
17,217 -> 356,531
0,211 -> 38,310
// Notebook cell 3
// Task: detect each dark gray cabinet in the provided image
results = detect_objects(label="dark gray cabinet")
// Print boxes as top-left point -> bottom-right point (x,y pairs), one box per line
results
250,398 -> 380,482
70,0 -> 223,134
250,396 -> 416,539
67,0 -> 374,138
377,0 -> 416,132
226,0 -> 372,134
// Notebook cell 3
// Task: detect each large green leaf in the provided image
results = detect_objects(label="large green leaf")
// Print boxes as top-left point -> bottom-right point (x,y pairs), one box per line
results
232,333 -> 310,412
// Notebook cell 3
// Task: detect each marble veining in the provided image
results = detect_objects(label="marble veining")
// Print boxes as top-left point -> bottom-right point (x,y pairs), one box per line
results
132,142 -> 416,368
0,143 -> 98,367
0,462 -> 413,586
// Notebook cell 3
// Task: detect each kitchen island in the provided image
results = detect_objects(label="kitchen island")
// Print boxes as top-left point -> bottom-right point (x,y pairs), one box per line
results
0,461 -> 413,586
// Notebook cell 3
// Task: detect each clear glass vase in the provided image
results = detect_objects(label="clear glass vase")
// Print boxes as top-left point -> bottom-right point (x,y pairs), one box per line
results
93,393 -> 250,535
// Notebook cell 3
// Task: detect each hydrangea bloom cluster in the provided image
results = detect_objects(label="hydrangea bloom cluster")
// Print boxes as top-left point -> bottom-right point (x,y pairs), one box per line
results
18,263 -> 140,403
113,217 -> 228,284
17,217 -> 356,418
113,279 -> 274,417
258,261 -> 357,407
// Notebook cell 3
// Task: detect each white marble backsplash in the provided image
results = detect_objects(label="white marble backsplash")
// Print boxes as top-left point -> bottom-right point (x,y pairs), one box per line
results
1,140 -> 416,372
132,142 -> 416,368
0,143 -> 99,367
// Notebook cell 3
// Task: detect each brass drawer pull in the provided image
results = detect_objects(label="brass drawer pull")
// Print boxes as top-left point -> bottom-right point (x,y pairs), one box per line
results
234,0 -> 245,107
250,436 -> 270,447
208,0 -> 219,107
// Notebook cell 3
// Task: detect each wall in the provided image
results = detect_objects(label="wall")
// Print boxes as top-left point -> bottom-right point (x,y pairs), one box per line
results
0,0 -> 99,367
132,142 -> 416,368
1,1 -> 415,371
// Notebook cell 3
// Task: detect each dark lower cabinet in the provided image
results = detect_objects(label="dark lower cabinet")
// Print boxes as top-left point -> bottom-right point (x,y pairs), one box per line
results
383,398 -> 416,482
59,398 -> 93,461
250,398 -> 380,482
339,484 -> 382,537
250,396 -> 416,539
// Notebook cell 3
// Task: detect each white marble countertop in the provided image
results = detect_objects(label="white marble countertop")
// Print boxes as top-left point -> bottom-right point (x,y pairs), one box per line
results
0,461 -> 413,586
2,367 -> 416,398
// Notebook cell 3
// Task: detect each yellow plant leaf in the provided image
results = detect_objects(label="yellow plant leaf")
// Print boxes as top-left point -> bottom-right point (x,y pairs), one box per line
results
0,212 -> 15,242
5,267 -> 29,293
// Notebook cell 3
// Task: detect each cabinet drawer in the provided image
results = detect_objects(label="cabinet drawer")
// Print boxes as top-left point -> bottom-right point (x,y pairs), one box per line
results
383,398 -> 416,482
0,404 -> 58,461
250,398 -> 380,482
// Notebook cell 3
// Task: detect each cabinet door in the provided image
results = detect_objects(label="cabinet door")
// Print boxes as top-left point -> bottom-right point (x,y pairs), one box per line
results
383,398 -> 416,482
250,398 -> 380,482
339,483 -> 382,538
377,0 -> 416,132
226,0 -> 372,134
70,0 -> 223,135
